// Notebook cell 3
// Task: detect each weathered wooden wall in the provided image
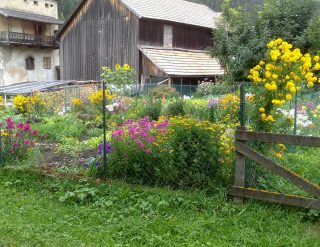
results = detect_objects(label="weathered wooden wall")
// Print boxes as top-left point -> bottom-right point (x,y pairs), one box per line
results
60,0 -> 139,80
139,19 -> 212,50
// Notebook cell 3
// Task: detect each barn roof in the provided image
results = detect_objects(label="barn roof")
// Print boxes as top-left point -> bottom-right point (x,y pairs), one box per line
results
57,0 -> 221,37
0,8 -> 63,25
139,46 -> 224,77
121,0 -> 221,29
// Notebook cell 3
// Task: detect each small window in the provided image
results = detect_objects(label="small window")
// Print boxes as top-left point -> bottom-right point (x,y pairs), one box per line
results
34,1 -> 38,5
163,25 -> 173,48
43,57 -> 51,69
45,3 -> 49,8
26,57 -> 35,70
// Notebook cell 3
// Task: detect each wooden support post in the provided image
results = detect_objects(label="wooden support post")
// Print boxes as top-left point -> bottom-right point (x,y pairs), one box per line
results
168,78 -> 172,87
234,126 -> 246,203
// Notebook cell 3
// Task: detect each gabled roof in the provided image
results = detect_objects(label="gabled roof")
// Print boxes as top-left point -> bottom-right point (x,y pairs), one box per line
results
57,0 -> 221,38
139,46 -> 224,77
121,0 -> 221,29
0,8 -> 63,25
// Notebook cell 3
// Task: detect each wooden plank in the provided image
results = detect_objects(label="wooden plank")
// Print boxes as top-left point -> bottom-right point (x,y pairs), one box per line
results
235,141 -> 320,198
230,186 -> 320,210
235,130 -> 320,147
234,126 -> 247,203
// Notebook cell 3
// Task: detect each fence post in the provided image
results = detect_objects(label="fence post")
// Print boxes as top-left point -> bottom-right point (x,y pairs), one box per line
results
239,82 -> 246,127
234,126 -> 246,203
293,92 -> 298,135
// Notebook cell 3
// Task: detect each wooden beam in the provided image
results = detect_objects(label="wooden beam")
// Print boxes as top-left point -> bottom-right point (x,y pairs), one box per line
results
235,141 -> 320,198
233,126 -> 247,203
235,130 -> 320,147
230,186 -> 320,210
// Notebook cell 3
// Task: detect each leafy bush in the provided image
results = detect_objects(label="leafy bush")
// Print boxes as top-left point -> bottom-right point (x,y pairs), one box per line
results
162,100 -> 185,117
184,99 -> 211,120
148,85 -> 180,99
34,115 -> 87,141
106,116 -> 229,190
139,101 -> 162,121
195,82 -> 233,97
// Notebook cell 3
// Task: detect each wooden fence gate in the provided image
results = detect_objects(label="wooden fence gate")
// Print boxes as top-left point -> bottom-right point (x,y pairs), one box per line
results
230,126 -> 320,210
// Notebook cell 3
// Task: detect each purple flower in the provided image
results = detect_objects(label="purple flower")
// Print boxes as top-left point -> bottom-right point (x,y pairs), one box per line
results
145,149 -> 151,155
98,142 -> 112,155
32,129 -> 38,136
208,98 -> 219,108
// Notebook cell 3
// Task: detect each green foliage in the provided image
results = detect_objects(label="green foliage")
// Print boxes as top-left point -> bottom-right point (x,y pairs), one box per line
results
162,100 -> 185,117
148,85 -> 180,99
34,115 -> 87,142
102,65 -> 137,96
195,82 -> 234,97
0,169 -> 319,246
211,0 -> 320,82
139,101 -> 162,120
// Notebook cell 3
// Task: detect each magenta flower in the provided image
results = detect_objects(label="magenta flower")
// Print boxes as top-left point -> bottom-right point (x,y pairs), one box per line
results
16,132 -> 22,138
23,124 -> 31,132
9,149 -> 15,153
17,122 -> 24,129
145,149 -> 151,155
32,129 -> 38,136
24,139 -> 30,145
13,142 -> 19,148
6,118 -> 15,129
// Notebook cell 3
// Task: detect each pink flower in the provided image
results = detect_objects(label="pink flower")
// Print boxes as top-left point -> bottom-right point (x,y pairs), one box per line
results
31,141 -> 35,146
17,122 -> 24,129
13,142 -> 19,148
6,118 -> 15,129
24,139 -> 30,145
32,129 -> 38,136
9,149 -> 14,153
23,124 -> 31,132
145,149 -> 151,155
16,132 -> 22,138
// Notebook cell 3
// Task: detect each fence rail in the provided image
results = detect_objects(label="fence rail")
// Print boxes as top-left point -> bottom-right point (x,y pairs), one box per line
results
231,126 -> 320,210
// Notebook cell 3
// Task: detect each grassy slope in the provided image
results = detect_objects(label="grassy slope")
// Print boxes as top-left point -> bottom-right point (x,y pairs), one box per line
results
0,169 -> 319,247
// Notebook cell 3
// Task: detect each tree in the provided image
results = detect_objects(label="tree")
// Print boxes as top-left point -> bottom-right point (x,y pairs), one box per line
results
211,0 -> 320,82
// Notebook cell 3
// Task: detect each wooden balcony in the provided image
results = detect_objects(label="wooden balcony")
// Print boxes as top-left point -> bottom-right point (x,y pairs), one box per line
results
0,32 -> 58,48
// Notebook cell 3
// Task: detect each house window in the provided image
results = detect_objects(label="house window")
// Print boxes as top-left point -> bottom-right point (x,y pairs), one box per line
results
163,25 -> 173,48
43,57 -> 51,69
26,57 -> 35,70
45,3 -> 49,8
34,1 -> 38,5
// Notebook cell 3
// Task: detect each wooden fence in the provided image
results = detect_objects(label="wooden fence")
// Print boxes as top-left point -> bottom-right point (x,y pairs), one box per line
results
230,126 -> 320,210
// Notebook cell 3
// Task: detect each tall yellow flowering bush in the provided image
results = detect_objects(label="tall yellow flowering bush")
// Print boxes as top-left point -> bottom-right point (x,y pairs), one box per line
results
89,90 -> 113,106
13,93 -> 46,114
248,38 -> 320,131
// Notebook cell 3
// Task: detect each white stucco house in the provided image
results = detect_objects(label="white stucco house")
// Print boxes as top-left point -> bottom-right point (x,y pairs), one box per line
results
0,0 -> 63,86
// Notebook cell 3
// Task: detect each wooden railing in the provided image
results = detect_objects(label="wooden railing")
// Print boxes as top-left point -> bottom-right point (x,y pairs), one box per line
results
231,126 -> 320,210
0,31 -> 58,48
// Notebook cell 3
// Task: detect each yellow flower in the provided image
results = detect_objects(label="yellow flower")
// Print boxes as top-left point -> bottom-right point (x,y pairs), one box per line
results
286,94 -> 292,100
71,98 -> 82,106
115,64 -> 121,70
259,108 -> 265,113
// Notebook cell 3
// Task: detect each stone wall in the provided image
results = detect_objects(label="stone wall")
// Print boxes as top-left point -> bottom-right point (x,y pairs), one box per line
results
0,46 -> 59,86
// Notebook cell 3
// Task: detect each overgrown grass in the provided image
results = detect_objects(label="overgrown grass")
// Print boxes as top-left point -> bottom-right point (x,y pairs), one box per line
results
0,168 -> 319,246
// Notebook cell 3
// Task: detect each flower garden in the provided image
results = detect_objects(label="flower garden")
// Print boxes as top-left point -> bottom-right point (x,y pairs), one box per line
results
1,40 -> 320,245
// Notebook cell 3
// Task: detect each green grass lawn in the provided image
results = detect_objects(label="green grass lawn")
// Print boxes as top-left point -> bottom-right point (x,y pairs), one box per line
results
0,168 -> 319,247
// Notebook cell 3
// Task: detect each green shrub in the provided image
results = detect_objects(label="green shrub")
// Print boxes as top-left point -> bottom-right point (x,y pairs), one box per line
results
195,82 -> 233,97
139,101 -> 162,120
162,100 -> 185,117
107,116 -> 223,190
34,114 -> 87,142
184,99 -> 210,120
148,85 -> 180,99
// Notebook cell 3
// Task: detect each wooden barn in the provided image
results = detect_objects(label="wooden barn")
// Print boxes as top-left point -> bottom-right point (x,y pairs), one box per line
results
57,0 -> 224,91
